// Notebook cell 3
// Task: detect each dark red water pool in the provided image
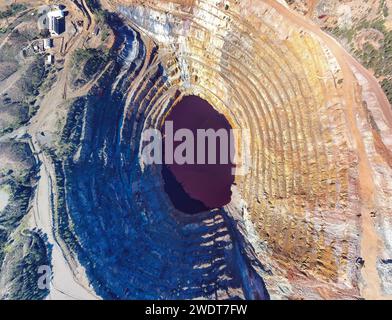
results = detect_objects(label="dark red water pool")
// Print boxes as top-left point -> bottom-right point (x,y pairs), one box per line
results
162,95 -> 235,214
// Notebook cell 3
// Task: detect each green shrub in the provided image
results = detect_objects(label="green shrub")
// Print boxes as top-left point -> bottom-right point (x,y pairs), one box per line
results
0,4 -> 27,19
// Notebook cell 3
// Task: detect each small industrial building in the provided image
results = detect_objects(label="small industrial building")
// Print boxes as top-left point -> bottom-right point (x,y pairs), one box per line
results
43,38 -> 53,50
47,9 -> 65,36
46,54 -> 54,65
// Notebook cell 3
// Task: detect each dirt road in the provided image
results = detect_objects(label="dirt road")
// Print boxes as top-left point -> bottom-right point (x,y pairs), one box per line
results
264,0 -> 392,299
29,136 -> 98,300
23,0 -> 100,300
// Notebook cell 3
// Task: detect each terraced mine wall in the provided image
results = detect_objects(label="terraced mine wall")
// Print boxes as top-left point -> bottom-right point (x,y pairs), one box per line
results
2,0 -> 390,300
51,14 -> 269,299
108,0 -> 392,299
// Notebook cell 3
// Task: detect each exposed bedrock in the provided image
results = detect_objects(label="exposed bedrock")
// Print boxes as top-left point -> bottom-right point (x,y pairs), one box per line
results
50,0 -> 392,299
55,16 -> 269,299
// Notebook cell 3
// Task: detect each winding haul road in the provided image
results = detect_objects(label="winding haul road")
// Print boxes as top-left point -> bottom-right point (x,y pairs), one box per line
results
29,136 -> 98,300
265,0 -> 392,299
13,0 -> 392,299
25,0 -> 100,300
268,0 -> 392,127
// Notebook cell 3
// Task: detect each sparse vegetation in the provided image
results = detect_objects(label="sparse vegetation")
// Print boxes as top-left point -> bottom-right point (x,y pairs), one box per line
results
54,98 -> 86,160
381,78 -> 392,105
381,0 -> 389,17
0,141 -> 38,273
326,10 -> 392,105
0,27 -> 39,63
0,4 -> 27,20
0,230 -> 51,300
20,57 -> 46,96
71,48 -> 108,84
86,0 -> 112,42
0,55 -> 48,135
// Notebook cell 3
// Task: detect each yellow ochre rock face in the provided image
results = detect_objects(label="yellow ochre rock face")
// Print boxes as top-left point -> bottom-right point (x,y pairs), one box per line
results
108,0 -> 392,299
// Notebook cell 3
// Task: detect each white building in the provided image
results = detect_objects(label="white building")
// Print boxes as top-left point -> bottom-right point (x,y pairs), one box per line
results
46,54 -> 54,65
47,9 -> 65,36
43,38 -> 53,50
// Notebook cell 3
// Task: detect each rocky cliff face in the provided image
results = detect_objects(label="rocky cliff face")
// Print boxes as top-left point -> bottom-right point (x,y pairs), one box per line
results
47,13 -> 269,299
105,0 -> 392,299
1,0 -> 392,300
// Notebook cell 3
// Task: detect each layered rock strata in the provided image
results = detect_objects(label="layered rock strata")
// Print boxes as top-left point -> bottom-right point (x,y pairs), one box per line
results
99,0 -> 392,299
2,0 -> 391,300
51,14 -> 269,299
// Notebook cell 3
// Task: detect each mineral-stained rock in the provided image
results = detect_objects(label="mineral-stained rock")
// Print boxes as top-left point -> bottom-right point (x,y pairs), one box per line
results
97,0 -> 391,299
1,0 -> 392,300
54,19 -> 269,299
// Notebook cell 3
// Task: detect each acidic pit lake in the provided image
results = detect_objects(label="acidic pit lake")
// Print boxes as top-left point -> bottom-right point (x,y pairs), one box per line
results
162,95 -> 235,214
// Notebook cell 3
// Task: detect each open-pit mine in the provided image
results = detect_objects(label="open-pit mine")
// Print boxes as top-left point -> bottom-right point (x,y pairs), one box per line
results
0,0 -> 392,300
